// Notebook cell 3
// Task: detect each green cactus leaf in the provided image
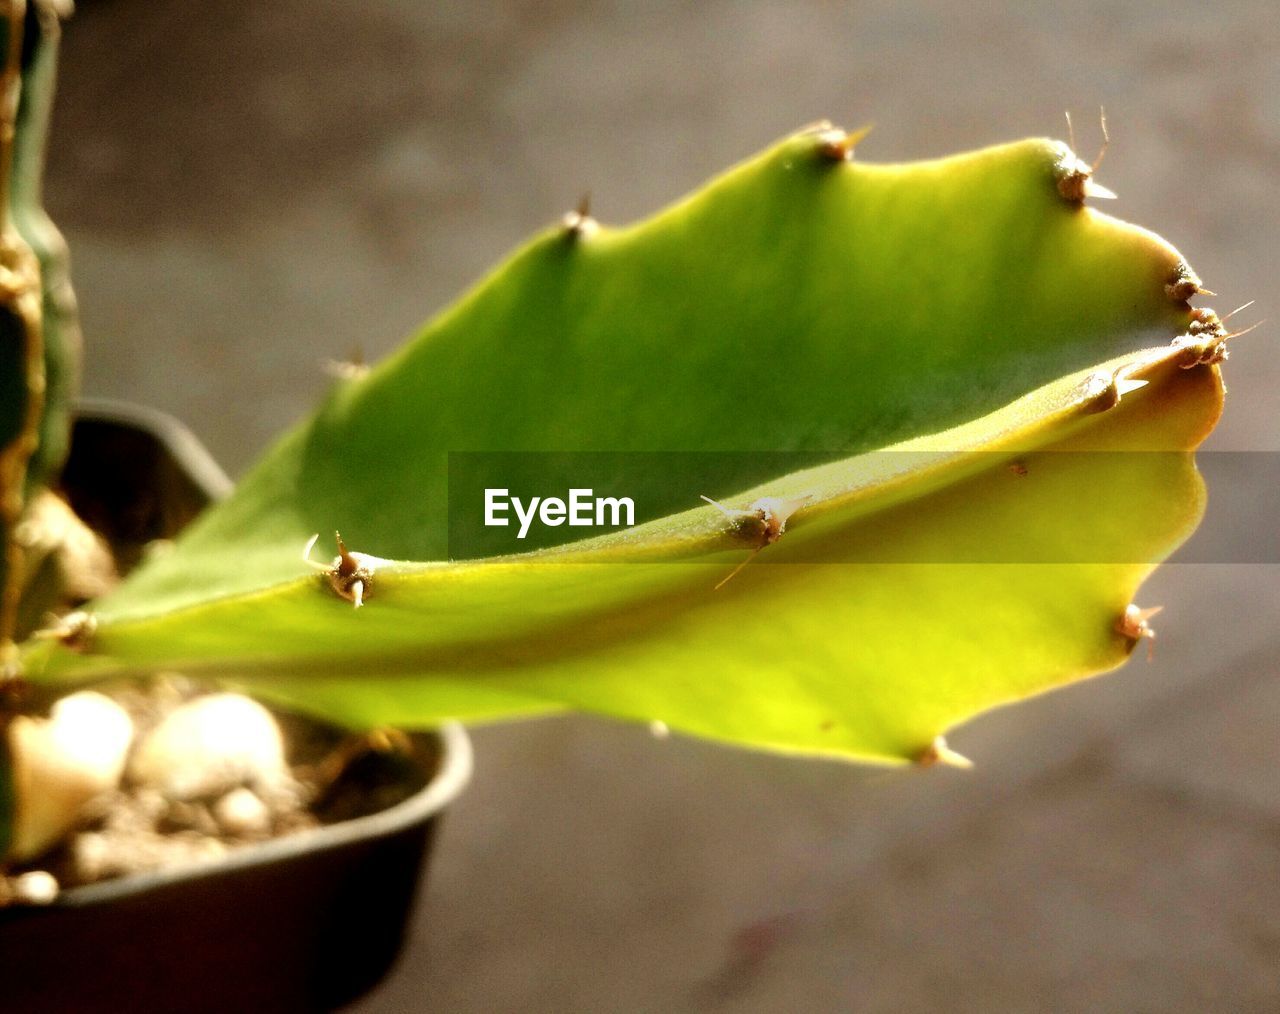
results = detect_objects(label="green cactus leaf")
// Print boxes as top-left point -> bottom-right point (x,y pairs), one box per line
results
20,126 -> 1228,763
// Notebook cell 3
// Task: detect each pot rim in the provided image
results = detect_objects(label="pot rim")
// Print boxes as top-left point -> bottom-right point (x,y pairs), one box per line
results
40,720 -> 472,910
72,396 -> 235,503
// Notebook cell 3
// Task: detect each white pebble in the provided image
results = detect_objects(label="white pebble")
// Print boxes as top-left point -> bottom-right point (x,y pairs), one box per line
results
129,694 -> 288,800
73,832 -> 111,882
11,870 -> 59,905
7,692 -> 134,862
213,788 -> 272,836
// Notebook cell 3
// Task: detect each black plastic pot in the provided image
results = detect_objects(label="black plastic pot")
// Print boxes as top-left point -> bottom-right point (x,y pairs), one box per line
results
0,723 -> 472,1012
1,404 -> 474,1011
58,397 -> 235,571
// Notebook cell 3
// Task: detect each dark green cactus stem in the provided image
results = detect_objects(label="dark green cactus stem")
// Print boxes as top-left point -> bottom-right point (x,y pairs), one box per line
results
0,0 -> 42,867
0,0 -> 45,670
12,0 -> 77,495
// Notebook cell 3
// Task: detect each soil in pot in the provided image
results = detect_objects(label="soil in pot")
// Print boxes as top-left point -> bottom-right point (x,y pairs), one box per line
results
3,677 -> 437,898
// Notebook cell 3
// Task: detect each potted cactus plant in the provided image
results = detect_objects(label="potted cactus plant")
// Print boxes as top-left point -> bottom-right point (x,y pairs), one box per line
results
0,0 -> 1247,1009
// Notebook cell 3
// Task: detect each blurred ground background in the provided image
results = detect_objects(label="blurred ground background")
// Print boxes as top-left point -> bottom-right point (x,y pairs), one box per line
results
45,1 -> 1278,1010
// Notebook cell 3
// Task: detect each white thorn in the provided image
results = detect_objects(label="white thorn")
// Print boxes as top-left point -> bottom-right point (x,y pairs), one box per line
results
302,532 -> 332,572
919,735 -> 973,769
1083,179 -> 1117,200
1114,377 -> 1149,397
700,494 -> 737,519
